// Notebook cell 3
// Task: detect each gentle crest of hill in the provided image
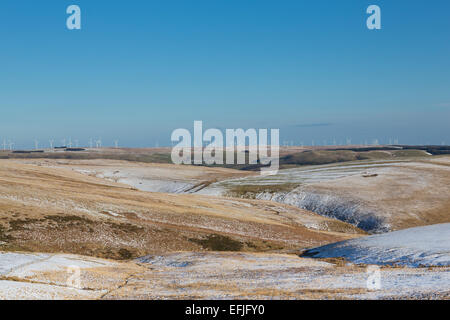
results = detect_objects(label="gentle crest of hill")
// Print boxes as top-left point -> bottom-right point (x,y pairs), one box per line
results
0,160 -> 362,260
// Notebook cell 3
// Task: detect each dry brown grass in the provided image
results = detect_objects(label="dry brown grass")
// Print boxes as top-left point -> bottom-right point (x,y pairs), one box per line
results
305,159 -> 450,230
0,160 -> 362,259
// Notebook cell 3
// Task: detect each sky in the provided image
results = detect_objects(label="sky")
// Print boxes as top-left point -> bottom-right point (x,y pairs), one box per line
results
1,0 -> 449,148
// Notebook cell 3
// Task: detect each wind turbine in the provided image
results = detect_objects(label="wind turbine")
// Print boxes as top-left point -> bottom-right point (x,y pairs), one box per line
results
2,139 -> 6,151
114,140 -> 119,149
34,139 -> 39,150
8,140 -> 14,151
95,138 -> 102,148
62,138 -> 66,147
49,139 -> 54,149
68,138 -> 73,148
74,139 -> 79,148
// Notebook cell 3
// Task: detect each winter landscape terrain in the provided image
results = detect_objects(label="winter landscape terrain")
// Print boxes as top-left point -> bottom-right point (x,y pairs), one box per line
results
0,146 -> 449,299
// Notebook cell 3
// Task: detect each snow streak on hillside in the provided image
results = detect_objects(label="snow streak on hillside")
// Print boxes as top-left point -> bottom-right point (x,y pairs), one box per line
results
199,162 -> 395,232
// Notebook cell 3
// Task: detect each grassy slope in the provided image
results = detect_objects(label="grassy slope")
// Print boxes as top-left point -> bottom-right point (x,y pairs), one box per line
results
0,160 -> 362,260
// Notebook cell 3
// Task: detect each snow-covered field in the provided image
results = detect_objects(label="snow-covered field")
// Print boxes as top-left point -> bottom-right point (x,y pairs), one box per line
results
109,252 -> 450,299
1,246 -> 449,299
303,223 -> 450,267
2,251 -> 446,300
0,252 -> 119,299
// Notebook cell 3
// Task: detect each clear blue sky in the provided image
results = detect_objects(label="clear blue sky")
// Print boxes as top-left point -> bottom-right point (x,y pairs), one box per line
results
1,0 -> 449,148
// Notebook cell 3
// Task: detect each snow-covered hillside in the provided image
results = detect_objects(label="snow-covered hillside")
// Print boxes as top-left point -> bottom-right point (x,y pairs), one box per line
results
303,223 -> 450,267
198,160 -> 450,233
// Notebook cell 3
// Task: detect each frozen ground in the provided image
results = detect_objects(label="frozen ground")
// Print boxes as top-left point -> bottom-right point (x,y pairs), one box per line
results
1,251 -> 448,299
0,252 -> 119,299
303,223 -> 450,267
111,252 -> 450,299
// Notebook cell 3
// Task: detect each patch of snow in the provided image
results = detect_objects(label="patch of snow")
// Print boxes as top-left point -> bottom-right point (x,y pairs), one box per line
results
0,252 -> 51,276
0,280 -> 105,300
7,254 -> 111,278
